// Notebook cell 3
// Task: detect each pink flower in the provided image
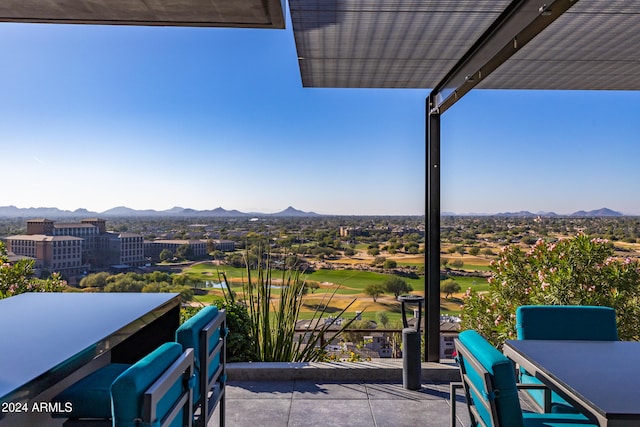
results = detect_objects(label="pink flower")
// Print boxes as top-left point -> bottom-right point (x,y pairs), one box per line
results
541,282 -> 550,291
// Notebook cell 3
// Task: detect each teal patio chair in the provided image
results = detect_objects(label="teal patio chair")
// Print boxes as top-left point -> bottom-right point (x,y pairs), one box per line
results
452,330 -> 596,427
516,305 -> 617,413
176,305 -> 227,427
52,342 -> 194,427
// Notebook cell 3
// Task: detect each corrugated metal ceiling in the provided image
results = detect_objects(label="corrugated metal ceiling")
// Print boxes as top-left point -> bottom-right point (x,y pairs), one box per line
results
0,0 -> 286,28
290,0 -> 640,90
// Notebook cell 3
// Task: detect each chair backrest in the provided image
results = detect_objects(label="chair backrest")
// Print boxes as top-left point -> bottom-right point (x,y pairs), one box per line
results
176,305 -> 226,426
516,305 -> 618,341
111,342 -> 194,427
455,330 -> 525,427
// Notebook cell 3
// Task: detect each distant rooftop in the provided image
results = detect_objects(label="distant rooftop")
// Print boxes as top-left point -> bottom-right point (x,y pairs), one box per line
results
7,234 -> 83,242
54,223 -> 97,229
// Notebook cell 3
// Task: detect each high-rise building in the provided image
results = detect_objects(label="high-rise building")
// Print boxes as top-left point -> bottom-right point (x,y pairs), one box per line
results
5,235 -> 84,276
6,218 -> 144,276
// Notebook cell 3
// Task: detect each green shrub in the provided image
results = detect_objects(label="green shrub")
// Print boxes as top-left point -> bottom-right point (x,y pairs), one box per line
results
0,242 -> 67,298
461,234 -> 640,346
212,299 -> 256,362
180,300 -> 256,362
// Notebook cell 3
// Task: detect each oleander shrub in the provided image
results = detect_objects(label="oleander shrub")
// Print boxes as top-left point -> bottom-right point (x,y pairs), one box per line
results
461,233 -> 640,346
0,242 -> 67,299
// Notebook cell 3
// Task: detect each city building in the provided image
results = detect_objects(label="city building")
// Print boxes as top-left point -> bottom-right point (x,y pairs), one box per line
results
104,232 -> 145,267
210,239 -> 235,252
144,239 -> 208,261
5,235 -> 84,276
6,218 -> 145,276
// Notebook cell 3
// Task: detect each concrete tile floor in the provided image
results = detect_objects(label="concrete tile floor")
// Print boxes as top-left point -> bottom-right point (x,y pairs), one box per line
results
210,381 -> 472,427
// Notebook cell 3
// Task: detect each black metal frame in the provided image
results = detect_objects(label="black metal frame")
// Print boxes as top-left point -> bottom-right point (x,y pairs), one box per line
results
195,309 -> 227,427
143,348 -> 195,427
425,96 -> 441,362
451,338 -> 552,427
424,0 -> 580,362
431,0 -> 580,115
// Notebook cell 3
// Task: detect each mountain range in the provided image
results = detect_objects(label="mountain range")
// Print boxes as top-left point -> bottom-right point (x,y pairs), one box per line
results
0,206 -> 628,218
446,208 -> 624,217
0,205 -> 319,218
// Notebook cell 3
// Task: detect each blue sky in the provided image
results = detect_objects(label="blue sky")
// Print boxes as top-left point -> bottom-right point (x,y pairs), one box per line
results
1,17 -> 639,216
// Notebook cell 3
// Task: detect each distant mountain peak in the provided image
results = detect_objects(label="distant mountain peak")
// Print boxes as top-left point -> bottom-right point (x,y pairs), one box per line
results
165,206 -> 186,213
272,206 -> 319,217
571,208 -> 622,217
0,205 -> 321,218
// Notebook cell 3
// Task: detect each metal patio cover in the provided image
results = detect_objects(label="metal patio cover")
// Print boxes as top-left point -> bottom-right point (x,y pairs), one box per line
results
0,0 -> 285,28
289,0 -> 640,91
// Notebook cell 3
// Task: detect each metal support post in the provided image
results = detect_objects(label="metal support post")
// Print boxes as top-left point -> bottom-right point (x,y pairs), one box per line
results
426,96 -> 441,362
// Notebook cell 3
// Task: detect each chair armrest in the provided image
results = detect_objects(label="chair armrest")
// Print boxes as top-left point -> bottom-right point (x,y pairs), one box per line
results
516,382 -> 551,412
450,382 -> 464,427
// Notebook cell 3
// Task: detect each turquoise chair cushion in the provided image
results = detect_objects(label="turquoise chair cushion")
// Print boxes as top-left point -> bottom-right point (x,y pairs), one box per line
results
458,330 -> 525,427
522,412 -> 597,426
520,372 -> 580,414
51,363 -> 130,418
516,305 -> 618,341
516,305 -> 617,414
111,342 -> 184,427
175,305 -> 220,402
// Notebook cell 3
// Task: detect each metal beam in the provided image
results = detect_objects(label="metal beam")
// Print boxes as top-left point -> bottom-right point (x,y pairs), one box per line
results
424,0 -> 580,362
425,95 -> 441,362
431,0 -> 580,114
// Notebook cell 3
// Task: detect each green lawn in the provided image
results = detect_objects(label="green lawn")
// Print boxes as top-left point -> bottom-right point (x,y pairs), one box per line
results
183,262 -> 488,319
444,275 -> 490,292
183,263 -> 425,294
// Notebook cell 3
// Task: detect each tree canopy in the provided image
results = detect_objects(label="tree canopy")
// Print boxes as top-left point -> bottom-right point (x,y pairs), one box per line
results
364,283 -> 386,302
383,277 -> 412,298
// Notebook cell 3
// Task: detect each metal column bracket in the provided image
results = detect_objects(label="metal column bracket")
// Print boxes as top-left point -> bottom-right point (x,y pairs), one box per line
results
431,0 -> 580,114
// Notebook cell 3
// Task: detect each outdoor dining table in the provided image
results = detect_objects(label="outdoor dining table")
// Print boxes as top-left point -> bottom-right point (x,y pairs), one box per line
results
503,339 -> 640,427
0,292 -> 180,425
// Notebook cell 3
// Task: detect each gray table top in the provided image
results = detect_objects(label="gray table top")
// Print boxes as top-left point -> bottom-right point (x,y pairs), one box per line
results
504,339 -> 640,422
0,292 -> 180,402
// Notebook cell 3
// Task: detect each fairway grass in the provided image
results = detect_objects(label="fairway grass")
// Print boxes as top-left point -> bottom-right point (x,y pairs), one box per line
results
183,261 -> 487,320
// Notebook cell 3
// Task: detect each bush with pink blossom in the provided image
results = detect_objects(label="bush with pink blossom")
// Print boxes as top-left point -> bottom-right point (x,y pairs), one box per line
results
0,242 -> 67,299
461,233 -> 640,346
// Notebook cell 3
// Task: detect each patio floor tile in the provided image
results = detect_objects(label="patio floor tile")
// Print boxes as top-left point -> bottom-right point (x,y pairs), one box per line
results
211,380 -> 474,427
